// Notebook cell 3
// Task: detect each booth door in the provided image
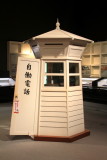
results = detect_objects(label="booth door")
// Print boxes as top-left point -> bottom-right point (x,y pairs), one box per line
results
10,57 -> 40,136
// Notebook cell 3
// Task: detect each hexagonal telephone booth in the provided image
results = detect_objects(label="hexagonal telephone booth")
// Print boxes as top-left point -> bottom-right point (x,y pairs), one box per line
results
10,21 -> 92,142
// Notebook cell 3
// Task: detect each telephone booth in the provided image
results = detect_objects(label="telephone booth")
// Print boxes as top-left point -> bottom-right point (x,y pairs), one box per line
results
10,20 -> 92,142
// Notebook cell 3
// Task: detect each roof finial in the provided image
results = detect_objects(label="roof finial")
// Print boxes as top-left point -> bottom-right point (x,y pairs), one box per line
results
56,18 -> 60,30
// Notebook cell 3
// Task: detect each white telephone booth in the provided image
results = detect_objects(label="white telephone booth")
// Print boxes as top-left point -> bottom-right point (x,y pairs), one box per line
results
10,20 -> 92,142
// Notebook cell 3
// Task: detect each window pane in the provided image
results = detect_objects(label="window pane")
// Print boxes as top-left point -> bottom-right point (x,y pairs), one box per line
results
69,76 -> 80,86
45,63 -> 64,73
44,76 -> 64,87
69,63 -> 79,73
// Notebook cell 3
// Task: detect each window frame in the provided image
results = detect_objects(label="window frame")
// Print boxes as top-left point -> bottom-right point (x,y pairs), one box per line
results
41,60 -> 66,91
67,60 -> 82,91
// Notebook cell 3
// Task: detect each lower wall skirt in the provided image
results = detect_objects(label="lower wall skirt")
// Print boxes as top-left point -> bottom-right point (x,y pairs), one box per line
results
34,130 -> 90,142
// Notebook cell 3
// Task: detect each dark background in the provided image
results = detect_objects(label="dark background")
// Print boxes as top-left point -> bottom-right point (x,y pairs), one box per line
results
0,1 -> 107,73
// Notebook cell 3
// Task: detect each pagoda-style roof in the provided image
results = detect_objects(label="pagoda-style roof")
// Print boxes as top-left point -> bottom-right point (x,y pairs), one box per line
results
32,20 -> 93,43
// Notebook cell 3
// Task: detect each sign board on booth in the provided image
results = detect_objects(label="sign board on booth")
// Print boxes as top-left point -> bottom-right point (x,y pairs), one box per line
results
10,57 -> 40,136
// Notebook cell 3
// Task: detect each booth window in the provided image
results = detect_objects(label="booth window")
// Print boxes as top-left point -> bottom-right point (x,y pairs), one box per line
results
45,63 -> 63,73
69,76 -> 79,86
69,63 -> 80,86
44,62 -> 64,87
69,63 -> 79,73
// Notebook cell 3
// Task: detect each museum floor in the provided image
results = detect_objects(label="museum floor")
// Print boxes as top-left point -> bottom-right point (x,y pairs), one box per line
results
0,101 -> 107,160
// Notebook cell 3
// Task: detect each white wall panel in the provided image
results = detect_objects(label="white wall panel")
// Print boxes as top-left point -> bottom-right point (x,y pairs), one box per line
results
41,91 -> 66,97
39,127 -> 67,137
68,124 -> 85,136
68,104 -> 83,112
40,117 -> 67,123
41,96 -> 66,102
41,101 -> 66,107
40,106 -> 67,112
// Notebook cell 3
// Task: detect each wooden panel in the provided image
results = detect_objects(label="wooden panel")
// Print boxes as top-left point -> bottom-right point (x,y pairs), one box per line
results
69,49 -> 83,58
68,119 -> 84,128
41,92 -> 66,97
101,54 -> 107,63
10,54 -> 18,78
68,100 -> 83,106
40,106 -> 67,112
68,104 -> 83,112
68,95 -> 82,101
68,46 -> 85,58
40,48 -> 65,58
91,66 -> 100,75
92,44 -> 101,54
41,96 -> 66,102
91,55 -> 100,65
82,55 -> 90,65
40,88 -> 68,137
68,109 -> 83,117
40,122 -> 67,128
102,43 -> 107,52
40,112 -> 67,117
68,91 -> 82,96
68,113 -> 84,122
68,124 -> 84,136
41,101 -> 66,107
39,127 -> 67,136
10,43 -> 21,53
40,116 -> 67,123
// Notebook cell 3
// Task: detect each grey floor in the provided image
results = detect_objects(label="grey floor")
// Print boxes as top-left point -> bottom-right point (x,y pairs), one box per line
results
0,101 -> 107,160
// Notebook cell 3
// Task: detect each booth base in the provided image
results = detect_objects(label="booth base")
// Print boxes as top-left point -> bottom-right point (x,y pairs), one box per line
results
34,130 -> 90,142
